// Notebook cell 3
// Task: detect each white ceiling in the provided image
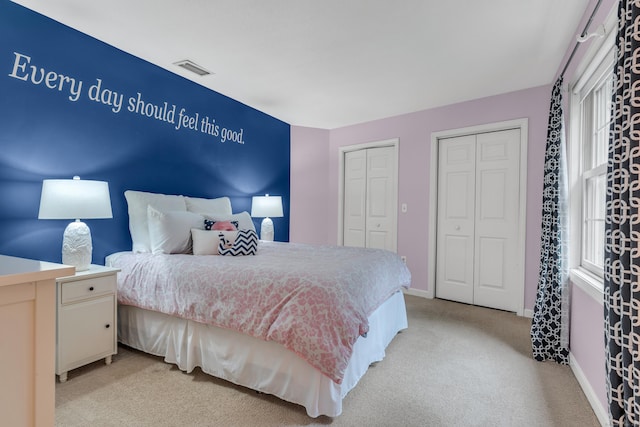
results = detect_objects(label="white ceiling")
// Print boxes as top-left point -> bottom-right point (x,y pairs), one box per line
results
13,0 -> 590,129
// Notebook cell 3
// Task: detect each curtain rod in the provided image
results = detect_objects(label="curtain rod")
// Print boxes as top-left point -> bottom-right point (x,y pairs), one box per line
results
560,0 -> 604,78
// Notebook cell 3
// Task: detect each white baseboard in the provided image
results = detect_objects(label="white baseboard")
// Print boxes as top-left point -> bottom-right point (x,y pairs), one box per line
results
569,352 -> 609,427
404,289 -> 534,318
402,288 -> 432,299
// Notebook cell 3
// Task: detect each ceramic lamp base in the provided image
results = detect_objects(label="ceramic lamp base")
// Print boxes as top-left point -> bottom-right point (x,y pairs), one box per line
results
62,220 -> 92,271
260,217 -> 274,241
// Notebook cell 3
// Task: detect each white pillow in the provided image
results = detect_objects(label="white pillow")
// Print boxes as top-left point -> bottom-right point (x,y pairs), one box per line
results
191,229 -> 237,255
148,206 -> 204,254
205,211 -> 256,232
185,196 -> 232,216
124,190 -> 187,253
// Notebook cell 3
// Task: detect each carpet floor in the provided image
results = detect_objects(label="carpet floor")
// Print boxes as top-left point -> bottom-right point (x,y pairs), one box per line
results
55,295 -> 600,426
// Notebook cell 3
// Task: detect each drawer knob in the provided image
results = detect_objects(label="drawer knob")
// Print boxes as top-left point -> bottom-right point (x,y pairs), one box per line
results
89,286 -> 94,291
105,324 -> 110,329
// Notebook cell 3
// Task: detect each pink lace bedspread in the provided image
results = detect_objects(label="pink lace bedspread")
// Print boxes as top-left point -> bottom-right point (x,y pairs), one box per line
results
106,241 -> 411,383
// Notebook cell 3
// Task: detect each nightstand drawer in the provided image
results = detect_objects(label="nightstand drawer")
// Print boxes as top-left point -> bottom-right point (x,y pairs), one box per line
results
61,275 -> 115,304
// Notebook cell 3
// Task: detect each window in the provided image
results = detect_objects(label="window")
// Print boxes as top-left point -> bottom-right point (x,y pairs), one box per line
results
579,68 -> 611,277
569,26 -> 615,293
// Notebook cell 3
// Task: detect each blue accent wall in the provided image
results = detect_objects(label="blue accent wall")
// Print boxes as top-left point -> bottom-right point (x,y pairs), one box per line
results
0,2 -> 290,265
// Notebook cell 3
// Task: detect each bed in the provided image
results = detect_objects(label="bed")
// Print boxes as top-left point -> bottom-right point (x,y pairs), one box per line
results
105,190 -> 411,417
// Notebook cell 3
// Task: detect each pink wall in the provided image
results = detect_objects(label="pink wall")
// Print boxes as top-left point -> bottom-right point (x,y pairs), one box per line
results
570,284 -> 607,411
290,126 -> 330,244
292,85 -> 551,307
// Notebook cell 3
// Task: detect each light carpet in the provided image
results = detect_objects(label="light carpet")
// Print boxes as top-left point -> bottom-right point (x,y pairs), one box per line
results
55,295 -> 600,426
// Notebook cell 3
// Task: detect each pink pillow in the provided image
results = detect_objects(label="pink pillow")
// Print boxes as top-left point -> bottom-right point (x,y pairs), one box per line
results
212,220 -> 237,231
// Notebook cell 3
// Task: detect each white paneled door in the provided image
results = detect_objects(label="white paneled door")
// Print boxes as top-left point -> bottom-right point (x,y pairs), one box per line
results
343,145 -> 397,252
436,129 -> 522,312
343,149 -> 367,248
435,134 -> 476,304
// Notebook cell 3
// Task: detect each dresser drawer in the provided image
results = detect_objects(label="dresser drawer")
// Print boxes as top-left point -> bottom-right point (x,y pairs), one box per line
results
60,275 -> 115,304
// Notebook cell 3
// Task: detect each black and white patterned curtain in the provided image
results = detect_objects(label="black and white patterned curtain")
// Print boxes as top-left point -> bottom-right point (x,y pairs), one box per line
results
530,77 -> 570,364
605,1 -> 640,425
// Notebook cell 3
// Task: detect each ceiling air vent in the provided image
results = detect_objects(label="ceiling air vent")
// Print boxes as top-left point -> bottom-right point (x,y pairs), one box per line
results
173,60 -> 212,76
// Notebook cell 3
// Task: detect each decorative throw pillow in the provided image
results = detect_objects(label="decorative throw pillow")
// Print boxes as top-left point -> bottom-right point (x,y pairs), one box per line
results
205,211 -> 256,232
218,229 -> 258,256
204,219 -> 239,231
192,229 -> 237,255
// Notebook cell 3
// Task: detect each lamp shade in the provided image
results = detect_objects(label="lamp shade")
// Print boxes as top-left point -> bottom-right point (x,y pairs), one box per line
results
251,195 -> 283,218
38,177 -> 113,220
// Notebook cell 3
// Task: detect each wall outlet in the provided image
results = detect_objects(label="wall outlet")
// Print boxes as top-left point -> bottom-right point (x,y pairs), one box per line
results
400,256 -> 407,264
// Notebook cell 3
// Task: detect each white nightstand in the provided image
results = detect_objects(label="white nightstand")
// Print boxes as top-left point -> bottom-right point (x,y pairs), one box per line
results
55,265 -> 119,382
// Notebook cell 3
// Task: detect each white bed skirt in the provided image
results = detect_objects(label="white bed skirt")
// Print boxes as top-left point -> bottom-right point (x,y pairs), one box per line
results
117,290 -> 408,417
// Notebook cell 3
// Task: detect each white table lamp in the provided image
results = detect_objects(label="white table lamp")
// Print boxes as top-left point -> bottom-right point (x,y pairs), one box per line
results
38,176 -> 113,271
251,194 -> 283,241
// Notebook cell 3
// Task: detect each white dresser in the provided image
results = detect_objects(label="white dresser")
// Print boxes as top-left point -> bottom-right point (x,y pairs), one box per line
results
55,265 -> 119,382
0,254 -> 74,427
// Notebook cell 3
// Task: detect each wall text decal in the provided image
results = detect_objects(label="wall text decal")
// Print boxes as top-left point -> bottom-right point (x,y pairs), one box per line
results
7,51 -> 246,144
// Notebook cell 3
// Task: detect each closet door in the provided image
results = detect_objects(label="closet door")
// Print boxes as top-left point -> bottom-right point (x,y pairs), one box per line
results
435,129 -> 521,312
343,150 -> 367,248
365,146 -> 396,251
473,129 -> 521,311
435,135 -> 476,304
342,145 -> 397,252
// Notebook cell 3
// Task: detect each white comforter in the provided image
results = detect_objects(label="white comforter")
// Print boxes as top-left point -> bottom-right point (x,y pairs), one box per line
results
106,241 -> 411,383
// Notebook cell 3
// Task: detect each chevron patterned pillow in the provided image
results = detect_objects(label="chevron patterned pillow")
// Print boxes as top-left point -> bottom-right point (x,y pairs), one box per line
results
218,229 -> 258,256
